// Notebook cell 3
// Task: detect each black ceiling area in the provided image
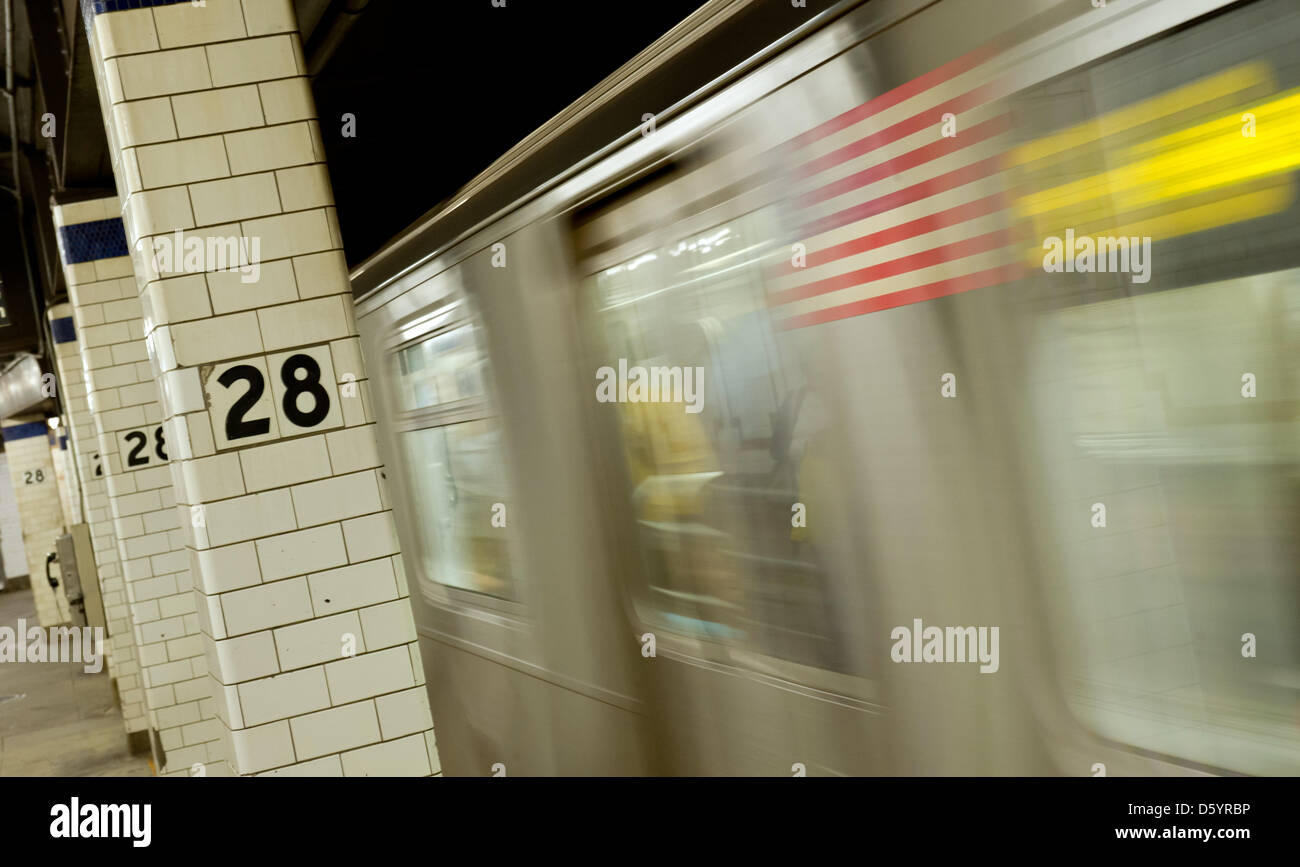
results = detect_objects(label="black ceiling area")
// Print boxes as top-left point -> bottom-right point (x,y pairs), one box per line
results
311,0 -> 709,268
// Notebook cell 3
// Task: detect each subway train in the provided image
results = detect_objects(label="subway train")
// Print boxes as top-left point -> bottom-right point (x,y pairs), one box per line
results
351,0 -> 1300,775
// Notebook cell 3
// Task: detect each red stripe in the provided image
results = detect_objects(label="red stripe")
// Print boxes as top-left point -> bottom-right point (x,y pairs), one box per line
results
773,192 -> 1006,277
769,229 -> 1012,307
798,154 -> 1003,239
775,263 -> 1024,330
797,80 -> 1002,179
795,113 -> 1011,209
780,41 -> 1000,152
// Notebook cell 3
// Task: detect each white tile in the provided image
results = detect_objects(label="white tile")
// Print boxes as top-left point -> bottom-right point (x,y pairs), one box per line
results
113,97 -> 177,147
276,164 -> 332,211
208,629 -> 280,684
237,433 -> 333,493
242,0 -> 297,37
258,77 -> 314,125
134,135 -> 229,190
171,311 -> 264,367
288,700 -> 380,760
227,720 -> 294,774
220,575 -> 313,636
255,523 -> 348,582
225,122 -> 315,176
237,666 -> 331,726
188,172 -> 282,225
171,84 -> 265,138
94,8 -> 160,58
341,511 -> 400,563
207,259 -> 298,315
292,250 -> 351,299
272,610 -> 363,671
324,645 -> 413,705
358,601 -> 417,651
153,0 -> 247,49
374,688 -> 434,741
201,488 -> 296,547
340,733 -> 431,777
307,557 -> 398,616
207,35 -> 298,88
116,47 -> 212,101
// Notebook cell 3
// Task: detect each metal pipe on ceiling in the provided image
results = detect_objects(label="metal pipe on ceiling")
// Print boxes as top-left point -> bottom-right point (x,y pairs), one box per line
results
305,0 -> 371,78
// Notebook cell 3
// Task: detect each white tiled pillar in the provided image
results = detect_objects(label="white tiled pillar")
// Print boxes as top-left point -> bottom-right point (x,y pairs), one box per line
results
53,196 -> 222,776
2,419 -> 72,625
0,455 -> 28,583
48,301 -> 151,739
51,430 -> 81,529
82,0 -> 438,777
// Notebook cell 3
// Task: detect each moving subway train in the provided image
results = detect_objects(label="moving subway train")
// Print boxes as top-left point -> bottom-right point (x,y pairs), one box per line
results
352,0 -> 1300,775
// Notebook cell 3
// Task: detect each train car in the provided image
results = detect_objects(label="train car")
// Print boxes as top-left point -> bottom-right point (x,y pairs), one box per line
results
353,0 -> 1300,775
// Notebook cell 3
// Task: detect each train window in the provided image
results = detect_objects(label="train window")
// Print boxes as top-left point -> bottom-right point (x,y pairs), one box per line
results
395,325 -> 489,411
392,315 -> 515,602
582,209 -> 860,673
1016,0 -> 1300,774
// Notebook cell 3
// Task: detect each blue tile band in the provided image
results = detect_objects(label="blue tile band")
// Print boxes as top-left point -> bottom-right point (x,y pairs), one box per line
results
51,317 -> 76,344
82,0 -> 192,19
60,434 -> 69,450
3,421 -> 50,442
57,218 -> 129,266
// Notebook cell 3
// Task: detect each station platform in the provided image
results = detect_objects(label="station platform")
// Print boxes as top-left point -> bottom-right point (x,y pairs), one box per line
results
0,584 -> 149,778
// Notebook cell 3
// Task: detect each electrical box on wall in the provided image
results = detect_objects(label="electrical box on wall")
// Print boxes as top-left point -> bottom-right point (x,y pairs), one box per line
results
55,523 -> 104,630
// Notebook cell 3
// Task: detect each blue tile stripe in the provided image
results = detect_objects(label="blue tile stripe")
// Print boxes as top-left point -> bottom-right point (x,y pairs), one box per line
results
3,421 -> 50,442
82,0 -> 191,19
60,434 -> 69,450
51,317 -> 77,344
57,218 -> 129,266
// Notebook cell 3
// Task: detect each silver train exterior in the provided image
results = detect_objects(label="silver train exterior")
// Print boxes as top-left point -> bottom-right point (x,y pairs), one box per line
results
352,0 -> 1300,775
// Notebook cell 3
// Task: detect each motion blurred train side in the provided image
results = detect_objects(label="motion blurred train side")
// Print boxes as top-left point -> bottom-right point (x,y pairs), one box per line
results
352,0 -> 1300,776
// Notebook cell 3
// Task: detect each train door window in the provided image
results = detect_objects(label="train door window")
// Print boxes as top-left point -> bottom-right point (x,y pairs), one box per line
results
578,205 -> 859,674
391,304 -> 515,603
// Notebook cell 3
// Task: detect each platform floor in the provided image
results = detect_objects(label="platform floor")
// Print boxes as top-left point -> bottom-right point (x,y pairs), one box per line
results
0,583 -> 150,777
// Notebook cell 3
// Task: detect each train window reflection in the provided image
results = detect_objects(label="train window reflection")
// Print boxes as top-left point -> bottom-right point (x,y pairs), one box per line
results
1032,269 -> 1300,775
394,319 -> 515,603
401,419 -> 514,601
586,211 -> 854,672
395,324 -> 488,411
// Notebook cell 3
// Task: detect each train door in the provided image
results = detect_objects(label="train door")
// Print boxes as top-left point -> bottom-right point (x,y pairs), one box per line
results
365,231 -> 654,776
568,149 -> 894,775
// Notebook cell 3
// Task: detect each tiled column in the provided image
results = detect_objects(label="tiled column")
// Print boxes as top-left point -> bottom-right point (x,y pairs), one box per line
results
82,0 -> 438,776
54,197 -> 222,776
48,302 -> 151,741
51,431 -> 82,529
2,419 -> 72,625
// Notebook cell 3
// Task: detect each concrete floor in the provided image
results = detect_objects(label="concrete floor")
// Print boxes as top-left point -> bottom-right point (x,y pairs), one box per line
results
0,583 -> 151,777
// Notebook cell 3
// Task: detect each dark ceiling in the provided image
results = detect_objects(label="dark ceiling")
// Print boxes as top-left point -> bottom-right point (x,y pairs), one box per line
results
311,0 -> 707,268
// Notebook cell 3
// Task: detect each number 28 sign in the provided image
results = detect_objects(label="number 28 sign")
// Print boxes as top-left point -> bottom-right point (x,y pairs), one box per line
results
202,344 -> 345,451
